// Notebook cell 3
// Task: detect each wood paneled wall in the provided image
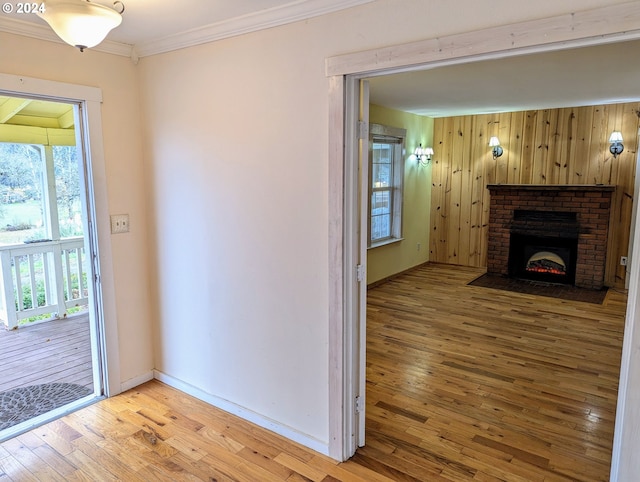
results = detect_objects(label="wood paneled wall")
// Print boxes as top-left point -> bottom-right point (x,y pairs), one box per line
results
430,102 -> 640,288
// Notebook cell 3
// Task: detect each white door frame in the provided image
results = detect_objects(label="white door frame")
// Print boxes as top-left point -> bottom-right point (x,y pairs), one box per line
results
326,3 -> 640,477
625,129 -> 640,290
0,73 -> 121,397
355,79 -> 369,447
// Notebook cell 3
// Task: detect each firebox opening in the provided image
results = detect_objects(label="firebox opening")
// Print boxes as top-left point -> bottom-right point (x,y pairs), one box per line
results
509,234 -> 578,285
527,251 -> 566,275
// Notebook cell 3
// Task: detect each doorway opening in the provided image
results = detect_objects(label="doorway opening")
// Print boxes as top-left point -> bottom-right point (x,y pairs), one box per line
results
356,74 -> 628,476
334,34 -> 635,478
0,93 -> 105,439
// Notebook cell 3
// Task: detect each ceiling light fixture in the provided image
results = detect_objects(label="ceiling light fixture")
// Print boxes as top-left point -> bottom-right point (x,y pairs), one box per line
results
37,0 -> 125,52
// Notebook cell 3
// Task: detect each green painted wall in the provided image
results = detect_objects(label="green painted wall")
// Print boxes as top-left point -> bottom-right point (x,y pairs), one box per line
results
367,104 -> 433,285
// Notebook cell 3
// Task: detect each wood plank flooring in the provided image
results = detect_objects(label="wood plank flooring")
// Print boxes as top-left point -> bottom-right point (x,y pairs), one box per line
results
0,381 -> 394,481
0,263 -> 627,480
358,264 -> 626,481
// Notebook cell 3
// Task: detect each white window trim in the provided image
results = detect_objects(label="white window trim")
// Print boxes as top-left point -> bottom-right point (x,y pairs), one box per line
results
368,237 -> 404,249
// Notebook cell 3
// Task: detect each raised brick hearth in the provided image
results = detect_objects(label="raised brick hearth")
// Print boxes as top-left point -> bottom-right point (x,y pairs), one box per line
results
487,184 -> 614,290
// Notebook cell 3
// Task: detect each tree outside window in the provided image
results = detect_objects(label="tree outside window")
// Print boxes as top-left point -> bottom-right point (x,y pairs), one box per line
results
0,143 -> 83,245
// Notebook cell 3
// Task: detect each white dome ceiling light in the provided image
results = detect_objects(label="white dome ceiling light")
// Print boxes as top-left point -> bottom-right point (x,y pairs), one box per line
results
37,0 -> 125,52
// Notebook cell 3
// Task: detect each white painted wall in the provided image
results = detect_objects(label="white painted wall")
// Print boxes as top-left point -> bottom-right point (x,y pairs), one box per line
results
138,0 -> 636,455
139,32 -> 333,447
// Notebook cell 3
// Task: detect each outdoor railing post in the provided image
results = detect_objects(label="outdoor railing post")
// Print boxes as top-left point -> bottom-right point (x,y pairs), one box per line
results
0,249 -> 18,329
51,242 -> 66,319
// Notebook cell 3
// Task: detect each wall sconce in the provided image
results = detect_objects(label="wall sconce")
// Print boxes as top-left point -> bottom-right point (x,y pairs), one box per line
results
609,131 -> 624,158
489,137 -> 503,159
37,0 -> 125,52
414,144 -> 434,165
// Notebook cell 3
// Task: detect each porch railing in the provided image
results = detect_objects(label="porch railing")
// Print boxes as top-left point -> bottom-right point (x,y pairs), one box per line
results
0,237 -> 89,330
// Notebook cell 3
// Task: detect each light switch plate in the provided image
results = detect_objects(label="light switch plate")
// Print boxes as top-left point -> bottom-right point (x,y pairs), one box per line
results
110,214 -> 130,234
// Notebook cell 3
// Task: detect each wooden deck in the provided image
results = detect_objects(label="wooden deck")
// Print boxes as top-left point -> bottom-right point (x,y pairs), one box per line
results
0,313 -> 93,393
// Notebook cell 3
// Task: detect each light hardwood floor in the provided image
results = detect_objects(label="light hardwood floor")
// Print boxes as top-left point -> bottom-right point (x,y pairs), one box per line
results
0,264 -> 627,480
358,264 -> 626,481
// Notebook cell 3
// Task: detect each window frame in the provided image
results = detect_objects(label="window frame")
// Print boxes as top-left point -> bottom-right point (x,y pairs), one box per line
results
367,123 -> 406,248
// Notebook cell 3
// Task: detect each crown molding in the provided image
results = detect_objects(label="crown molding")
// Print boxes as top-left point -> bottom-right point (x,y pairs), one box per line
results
132,0 -> 375,58
0,16 -> 133,57
0,0 -> 373,59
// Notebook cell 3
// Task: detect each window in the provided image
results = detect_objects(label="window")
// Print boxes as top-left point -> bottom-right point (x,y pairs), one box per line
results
368,124 -> 406,247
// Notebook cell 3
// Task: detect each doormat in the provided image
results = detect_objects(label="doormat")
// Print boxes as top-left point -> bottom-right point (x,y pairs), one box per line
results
0,383 -> 92,430
468,273 -> 608,304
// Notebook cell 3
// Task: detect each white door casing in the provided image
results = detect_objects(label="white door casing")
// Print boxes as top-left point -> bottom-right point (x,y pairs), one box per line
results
0,73 -> 121,397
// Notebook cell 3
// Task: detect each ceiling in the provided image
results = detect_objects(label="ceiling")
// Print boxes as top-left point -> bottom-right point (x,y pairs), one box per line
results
97,0 -> 313,45
1,2 -> 639,119
0,95 -> 77,146
369,39 -> 640,118
0,0 -> 375,56
0,96 -> 74,129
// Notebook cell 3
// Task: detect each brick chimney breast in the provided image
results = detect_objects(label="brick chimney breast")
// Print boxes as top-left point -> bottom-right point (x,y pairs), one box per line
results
486,184 -> 614,290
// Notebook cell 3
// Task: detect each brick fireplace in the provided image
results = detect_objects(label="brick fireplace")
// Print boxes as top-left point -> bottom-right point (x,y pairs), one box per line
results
487,184 -> 614,290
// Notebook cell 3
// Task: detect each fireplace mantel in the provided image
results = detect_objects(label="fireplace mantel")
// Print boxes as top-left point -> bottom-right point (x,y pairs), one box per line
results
486,184 -> 614,290
487,184 -> 615,192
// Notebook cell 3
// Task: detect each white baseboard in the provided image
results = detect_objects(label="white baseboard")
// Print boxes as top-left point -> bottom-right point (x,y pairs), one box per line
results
120,371 -> 154,393
152,370 -> 329,456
